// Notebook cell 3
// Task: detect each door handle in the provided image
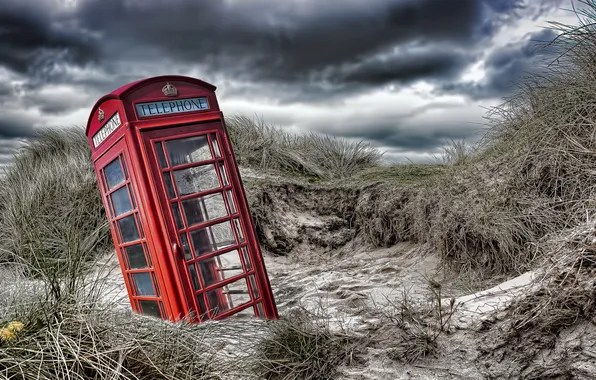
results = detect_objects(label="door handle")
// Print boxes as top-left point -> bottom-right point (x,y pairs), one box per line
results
172,242 -> 182,259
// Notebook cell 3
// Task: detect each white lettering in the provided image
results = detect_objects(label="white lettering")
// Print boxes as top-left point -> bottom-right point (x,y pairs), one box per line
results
135,97 -> 210,118
92,112 -> 121,148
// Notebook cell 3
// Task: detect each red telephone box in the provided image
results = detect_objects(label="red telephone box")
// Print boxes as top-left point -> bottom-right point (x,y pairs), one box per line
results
85,75 -> 278,322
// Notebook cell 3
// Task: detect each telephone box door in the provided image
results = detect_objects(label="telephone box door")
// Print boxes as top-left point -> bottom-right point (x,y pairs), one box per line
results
141,122 -> 277,320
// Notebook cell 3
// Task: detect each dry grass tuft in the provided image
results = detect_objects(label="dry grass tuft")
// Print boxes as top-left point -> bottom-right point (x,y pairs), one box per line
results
252,308 -> 365,380
0,127 -> 109,273
226,114 -> 383,180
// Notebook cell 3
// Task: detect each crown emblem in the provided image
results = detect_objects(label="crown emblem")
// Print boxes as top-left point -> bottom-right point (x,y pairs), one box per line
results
98,108 -> 105,122
162,82 -> 178,97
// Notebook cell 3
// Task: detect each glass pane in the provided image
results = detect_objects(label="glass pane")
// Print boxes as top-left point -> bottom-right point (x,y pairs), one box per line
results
207,278 -> 251,316
226,190 -> 236,214
125,244 -> 147,269
139,300 -> 161,318
198,250 -> 245,288
249,275 -> 260,299
190,220 -> 236,256
211,134 -> 221,158
163,173 -> 176,199
218,162 -> 229,186
104,158 -> 125,189
256,302 -> 265,317
132,272 -> 155,296
117,215 -> 140,243
196,294 -> 209,320
233,218 -> 245,242
188,264 -> 201,290
171,203 -> 184,229
241,246 -> 252,271
182,192 -> 228,227
165,135 -> 211,166
173,164 -> 220,196
155,142 -> 168,168
180,233 -> 192,260
111,186 -> 133,216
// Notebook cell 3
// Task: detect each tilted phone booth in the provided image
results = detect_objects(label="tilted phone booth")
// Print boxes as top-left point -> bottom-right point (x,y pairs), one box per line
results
85,75 -> 279,322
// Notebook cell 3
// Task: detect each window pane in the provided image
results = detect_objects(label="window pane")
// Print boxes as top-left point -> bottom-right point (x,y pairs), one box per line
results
233,218 -> 245,242
173,164 -> 220,196
111,186 -> 133,216
206,278 -> 251,316
117,215 -> 140,242
241,247 -> 252,271
165,135 -> 211,166
171,203 -> 184,229
226,190 -> 236,214
163,173 -> 176,199
249,275 -> 260,299
196,294 -> 209,320
155,142 -> 168,168
188,264 -> 201,290
132,272 -> 155,296
125,244 -> 147,269
190,220 -> 236,256
218,162 -> 229,186
211,134 -> 221,158
256,302 -> 265,317
198,249 -> 245,288
182,192 -> 228,227
104,158 -> 125,189
139,300 -> 161,318
180,233 -> 192,260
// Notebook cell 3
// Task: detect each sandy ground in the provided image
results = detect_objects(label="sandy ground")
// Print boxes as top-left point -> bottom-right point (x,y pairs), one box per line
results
88,240 -> 543,380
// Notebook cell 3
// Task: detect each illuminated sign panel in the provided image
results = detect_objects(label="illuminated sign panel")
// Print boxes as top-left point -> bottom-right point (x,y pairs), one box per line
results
92,112 -> 121,148
136,97 -> 209,118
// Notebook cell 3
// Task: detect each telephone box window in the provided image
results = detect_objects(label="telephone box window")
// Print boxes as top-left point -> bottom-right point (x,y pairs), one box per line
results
111,186 -> 133,216
217,162 -> 230,186
188,264 -> 201,290
173,164 -> 219,195
207,278 -> 251,316
233,218 -> 245,242
139,300 -> 162,318
166,135 -> 212,166
198,249 -> 246,288
133,272 -> 157,296
125,243 -> 148,269
226,190 -> 236,214
210,134 -> 221,158
163,173 -> 176,199
190,220 -> 236,256
182,192 -> 228,227
105,158 -> 126,189
171,203 -> 184,229
249,275 -> 260,299
117,215 -> 141,242
241,247 -> 252,271
180,232 -> 192,260
155,142 -> 168,168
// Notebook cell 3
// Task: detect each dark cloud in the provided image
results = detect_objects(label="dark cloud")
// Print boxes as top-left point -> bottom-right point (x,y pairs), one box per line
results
439,29 -> 559,99
0,0 -> 564,101
0,2 -> 98,84
0,114 -> 37,139
0,0 -> 570,160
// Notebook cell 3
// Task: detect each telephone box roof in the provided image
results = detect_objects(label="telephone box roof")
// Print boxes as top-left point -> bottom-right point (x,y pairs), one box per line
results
86,75 -> 217,135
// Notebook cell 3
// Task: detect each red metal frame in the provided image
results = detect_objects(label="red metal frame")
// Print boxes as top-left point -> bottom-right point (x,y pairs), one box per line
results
85,75 -> 279,322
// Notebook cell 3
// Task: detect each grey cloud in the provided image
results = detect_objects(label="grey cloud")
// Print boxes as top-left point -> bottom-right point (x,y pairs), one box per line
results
439,29 -> 559,99
0,2 -> 99,84
0,114 -> 38,139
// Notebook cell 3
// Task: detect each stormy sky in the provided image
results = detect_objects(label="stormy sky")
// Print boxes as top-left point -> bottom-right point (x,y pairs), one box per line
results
0,0 -> 582,169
